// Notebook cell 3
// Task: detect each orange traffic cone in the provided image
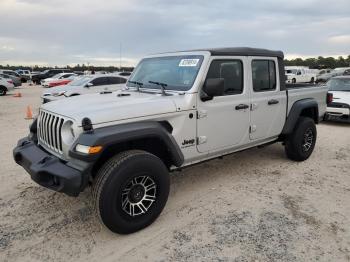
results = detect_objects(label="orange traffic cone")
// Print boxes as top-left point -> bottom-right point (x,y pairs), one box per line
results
13,92 -> 22,97
25,106 -> 33,120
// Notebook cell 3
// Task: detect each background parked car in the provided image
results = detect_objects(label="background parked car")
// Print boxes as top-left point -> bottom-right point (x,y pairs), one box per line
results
0,76 -> 15,96
325,76 -> 350,122
114,71 -> 132,77
46,75 -> 78,88
41,73 -> 77,87
343,69 -> 350,76
15,69 -> 37,82
41,74 -> 128,103
0,72 -> 22,87
285,66 -> 316,83
317,67 -> 350,83
31,69 -> 72,84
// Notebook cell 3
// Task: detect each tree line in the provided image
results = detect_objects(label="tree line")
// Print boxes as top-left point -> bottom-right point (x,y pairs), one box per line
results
0,64 -> 134,72
1,55 -> 350,71
284,55 -> 350,69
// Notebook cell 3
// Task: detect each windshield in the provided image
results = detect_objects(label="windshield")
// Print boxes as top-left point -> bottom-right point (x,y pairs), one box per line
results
67,76 -> 92,86
327,78 -> 350,91
285,69 -> 297,74
127,55 -> 204,91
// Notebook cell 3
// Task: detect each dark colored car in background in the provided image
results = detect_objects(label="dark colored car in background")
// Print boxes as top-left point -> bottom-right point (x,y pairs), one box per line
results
31,69 -> 72,84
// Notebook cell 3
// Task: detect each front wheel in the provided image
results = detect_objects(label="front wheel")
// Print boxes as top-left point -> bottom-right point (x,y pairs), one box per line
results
292,78 -> 296,84
285,117 -> 317,161
0,86 -> 7,96
92,150 -> 170,234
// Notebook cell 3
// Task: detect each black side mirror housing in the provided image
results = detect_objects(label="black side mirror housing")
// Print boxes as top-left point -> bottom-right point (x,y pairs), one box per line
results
201,78 -> 225,101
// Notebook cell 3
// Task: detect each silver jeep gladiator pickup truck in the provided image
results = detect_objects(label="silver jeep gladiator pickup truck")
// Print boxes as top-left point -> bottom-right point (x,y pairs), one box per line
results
13,47 -> 328,234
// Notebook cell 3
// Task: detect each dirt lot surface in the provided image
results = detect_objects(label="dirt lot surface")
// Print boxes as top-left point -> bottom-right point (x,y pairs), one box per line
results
0,84 -> 349,262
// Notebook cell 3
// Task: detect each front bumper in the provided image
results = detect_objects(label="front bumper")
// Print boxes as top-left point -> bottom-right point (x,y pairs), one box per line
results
325,106 -> 350,122
13,137 -> 86,196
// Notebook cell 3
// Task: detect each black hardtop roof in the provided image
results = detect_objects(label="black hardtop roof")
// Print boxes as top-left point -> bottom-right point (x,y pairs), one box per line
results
161,47 -> 284,59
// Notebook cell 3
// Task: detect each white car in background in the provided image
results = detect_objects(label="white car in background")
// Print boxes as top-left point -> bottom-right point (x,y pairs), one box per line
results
285,66 -> 317,83
41,73 -> 77,87
41,74 -> 128,103
0,76 -> 15,96
325,76 -> 350,122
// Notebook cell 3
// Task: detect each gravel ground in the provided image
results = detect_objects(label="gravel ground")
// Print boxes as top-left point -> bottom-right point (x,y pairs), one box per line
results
0,84 -> 349,262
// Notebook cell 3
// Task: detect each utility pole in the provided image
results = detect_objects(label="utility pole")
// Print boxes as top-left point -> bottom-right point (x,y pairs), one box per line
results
119,43 -> 122,71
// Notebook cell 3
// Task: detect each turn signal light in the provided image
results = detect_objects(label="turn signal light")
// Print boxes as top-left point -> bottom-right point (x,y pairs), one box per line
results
75,144 -> 103,154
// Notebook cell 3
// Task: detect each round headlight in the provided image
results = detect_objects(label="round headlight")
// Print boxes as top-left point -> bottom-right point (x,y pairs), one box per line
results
61,120 -> 75,145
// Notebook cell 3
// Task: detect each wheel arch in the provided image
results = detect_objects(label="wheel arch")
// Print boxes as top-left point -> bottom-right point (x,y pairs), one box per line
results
281,98 -> 319,135
69,121 -> 184,178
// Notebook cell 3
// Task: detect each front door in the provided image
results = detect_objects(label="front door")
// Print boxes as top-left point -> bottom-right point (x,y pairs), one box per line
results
196,57 -> 250,153
249,57 -> 286,140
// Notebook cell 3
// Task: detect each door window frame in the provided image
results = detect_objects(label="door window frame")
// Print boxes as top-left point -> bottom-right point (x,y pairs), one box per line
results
250,57 -> 280,93
199,56 -> 247,100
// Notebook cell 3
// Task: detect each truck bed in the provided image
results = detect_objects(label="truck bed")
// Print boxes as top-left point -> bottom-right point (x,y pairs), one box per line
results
286,84 -> 328,119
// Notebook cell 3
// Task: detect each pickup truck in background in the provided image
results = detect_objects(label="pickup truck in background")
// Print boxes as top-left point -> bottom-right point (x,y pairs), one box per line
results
13,47 -> 328,234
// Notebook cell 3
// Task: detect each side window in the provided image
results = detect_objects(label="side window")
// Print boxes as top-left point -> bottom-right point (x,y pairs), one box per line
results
108,77 -> 120,84
205,60 -> 243,95
252,60 -> 276,92
91,77 -> 109,86
119,77 -> 127,84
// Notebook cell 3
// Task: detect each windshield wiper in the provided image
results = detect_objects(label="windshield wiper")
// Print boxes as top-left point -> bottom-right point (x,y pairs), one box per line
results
128,80 -> 143,91
148,81 -> 168,96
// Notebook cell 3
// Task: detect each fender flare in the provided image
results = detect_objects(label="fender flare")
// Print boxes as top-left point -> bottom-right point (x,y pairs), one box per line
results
281,98 -> 319,135
69,121 -> 184,167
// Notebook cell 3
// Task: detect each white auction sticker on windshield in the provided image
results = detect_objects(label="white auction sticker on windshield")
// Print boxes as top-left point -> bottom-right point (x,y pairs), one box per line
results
179,59 -> 200,67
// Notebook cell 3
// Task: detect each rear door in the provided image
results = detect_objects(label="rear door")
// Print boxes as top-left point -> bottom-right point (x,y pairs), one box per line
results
108,77 -> 127,91
89,77 -> 110,92
248,57 -> 286,140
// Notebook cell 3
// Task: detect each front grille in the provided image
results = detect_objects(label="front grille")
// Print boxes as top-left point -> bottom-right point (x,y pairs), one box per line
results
38,110 -> 65,153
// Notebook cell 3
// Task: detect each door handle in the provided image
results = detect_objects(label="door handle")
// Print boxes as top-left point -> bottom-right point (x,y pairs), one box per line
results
268,99 -> 279,105
235,104 -> 249,110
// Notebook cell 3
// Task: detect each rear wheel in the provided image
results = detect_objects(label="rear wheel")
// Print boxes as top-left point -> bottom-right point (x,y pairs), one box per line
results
292,78 -> 296,84
93,150 -> 170,234
310,77 -> 315,83
285,117 -> 317,161
0,86 -> 7,96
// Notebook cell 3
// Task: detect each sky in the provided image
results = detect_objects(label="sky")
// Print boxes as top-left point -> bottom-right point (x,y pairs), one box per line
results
1,0 -> 350,67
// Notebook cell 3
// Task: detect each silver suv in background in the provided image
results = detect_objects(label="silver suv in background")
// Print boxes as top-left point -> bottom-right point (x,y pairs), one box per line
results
0,76 -> 15,96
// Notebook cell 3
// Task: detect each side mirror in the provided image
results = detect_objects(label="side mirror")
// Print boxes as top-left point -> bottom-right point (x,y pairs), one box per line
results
201,78 -> 225,101
85,82 -> 93,88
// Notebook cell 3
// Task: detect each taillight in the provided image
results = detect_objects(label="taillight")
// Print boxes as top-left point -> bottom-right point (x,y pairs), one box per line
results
326,92 -> 333,104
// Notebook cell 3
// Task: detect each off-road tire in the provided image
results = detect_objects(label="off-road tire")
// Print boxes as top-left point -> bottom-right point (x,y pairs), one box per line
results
285,117 -> 317,161
0,86 -> 7,96
92,150 -> 170,234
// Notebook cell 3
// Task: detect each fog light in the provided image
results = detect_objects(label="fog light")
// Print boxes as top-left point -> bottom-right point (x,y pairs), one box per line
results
75,144 -> 103,154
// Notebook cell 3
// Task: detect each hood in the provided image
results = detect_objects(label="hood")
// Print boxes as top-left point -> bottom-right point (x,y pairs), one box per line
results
42,85 -> 82,96
329,91 -> 350,105
41,90 -> 178,125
